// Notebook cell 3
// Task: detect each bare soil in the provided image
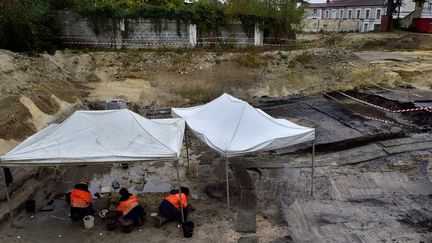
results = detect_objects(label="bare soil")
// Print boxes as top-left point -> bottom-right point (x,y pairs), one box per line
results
0,32 -> 432,242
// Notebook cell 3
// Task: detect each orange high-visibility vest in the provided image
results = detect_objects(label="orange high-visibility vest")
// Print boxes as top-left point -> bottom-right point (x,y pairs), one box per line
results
165,193 -> 188,209
70,188 -> 91,208
118,194 -> 140,216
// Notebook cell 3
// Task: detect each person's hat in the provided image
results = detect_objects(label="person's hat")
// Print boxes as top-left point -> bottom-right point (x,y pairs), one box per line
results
78,178 -> 89,185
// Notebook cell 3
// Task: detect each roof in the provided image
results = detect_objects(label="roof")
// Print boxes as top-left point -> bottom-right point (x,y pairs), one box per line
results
172,93 -> 315,158
0,109 -> 185,166
306,0 -> 385,8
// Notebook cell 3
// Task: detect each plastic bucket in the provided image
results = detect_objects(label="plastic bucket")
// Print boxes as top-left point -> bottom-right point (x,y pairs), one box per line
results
25,200 -> 36,212
122,219 -> 134,233
83,215 -> 95,229
182,221 -> 195,238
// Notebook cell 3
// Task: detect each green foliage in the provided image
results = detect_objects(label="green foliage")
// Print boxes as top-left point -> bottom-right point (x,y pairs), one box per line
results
227,0 -> 305,39
0,0 -> 60,53
68,0 -> 304,37
73,0 -> 228,35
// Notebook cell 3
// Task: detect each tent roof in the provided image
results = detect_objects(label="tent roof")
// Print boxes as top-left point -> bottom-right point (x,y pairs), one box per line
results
172,93 -> 315,158
1,109 -> 185,166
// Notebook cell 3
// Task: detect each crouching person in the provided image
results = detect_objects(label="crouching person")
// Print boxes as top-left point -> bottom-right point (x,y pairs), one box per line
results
157,187 -> 190,227
70,181 -> 94,221
117,188 -> 145,226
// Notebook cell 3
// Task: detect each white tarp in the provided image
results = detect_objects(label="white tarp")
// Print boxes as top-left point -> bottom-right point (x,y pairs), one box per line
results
0,109 -> 185,166
172,93 -> 315,157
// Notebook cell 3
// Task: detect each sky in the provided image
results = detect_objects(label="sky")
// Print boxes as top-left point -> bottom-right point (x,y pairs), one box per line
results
307,0 -> 327,2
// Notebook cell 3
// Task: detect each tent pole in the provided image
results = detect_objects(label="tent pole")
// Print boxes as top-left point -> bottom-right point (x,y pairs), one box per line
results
176,160 -> 185,223
311,140 -> 316,198
225,157 -> 230,212
2,167 -> 15,226
185,130 -> 190,175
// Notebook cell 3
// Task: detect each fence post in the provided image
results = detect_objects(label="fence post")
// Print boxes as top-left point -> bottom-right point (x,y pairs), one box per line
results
188,24 -> 197,48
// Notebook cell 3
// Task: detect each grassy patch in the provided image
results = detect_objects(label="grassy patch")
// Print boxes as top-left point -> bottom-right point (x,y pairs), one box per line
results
350,68 -> 394,89
234,53 -> 269,68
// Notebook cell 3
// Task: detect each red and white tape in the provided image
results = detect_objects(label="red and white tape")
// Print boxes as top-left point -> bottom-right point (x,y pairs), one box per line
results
62,36 -> 187,42
373,92 -> 432,111
63,41 -> 190,46
322,93 -> 397,126
370,82 -> 423,98
337,91 -> 431,113
198,37 -> 253,40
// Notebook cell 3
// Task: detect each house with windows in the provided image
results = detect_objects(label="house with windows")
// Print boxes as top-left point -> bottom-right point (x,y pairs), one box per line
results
304,0 -> 386,32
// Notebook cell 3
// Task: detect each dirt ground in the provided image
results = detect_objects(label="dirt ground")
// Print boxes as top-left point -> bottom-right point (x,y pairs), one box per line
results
0,32 -> 432,242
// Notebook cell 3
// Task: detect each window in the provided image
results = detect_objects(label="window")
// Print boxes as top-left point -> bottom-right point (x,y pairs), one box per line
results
325,10 -> 330,18
332,9 -> 336,19
376,9 -> 381,19
365,9 -> 370,19
340,10 -> 344,19
428,3 -> 432,12
348,10 -> 353,19
357,9 -> 361,19
313,9 -> 317,15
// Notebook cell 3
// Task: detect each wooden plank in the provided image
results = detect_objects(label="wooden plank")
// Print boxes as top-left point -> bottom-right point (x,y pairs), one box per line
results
380,134 -> 432,147
383,142 -> 432,154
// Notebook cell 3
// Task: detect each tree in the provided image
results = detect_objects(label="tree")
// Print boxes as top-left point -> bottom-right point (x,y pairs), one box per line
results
385,0 -> 428,30
227,0 -> 306,40
0,0 -> 60,53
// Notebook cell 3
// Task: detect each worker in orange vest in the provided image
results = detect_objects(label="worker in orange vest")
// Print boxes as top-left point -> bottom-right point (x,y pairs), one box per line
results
69,181 -> 94,221
117,188 -> 145,226
157,187 -> 190,227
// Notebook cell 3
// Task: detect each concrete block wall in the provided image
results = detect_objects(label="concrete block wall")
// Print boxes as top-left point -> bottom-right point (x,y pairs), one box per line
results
59,11 -> 122,48
58,11 -> 191,48
58,11 -> 269,48
197,22 -> 254,46
122,19 -> 190,48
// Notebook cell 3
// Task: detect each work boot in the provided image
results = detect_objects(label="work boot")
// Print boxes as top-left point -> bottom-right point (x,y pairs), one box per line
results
137,217 -> 144,226
154,216 -> 163,228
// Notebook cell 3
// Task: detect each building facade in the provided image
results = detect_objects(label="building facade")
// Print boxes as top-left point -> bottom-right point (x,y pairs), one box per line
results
304,0 -> 386,32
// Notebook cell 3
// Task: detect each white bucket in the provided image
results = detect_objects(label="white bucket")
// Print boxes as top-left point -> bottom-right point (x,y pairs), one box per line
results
83,215 -> 95,229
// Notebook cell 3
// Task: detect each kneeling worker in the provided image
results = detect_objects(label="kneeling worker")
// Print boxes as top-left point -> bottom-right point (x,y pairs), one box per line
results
157,187 -> 190,226
117,188 -> 145,226
70,180 -> 94,221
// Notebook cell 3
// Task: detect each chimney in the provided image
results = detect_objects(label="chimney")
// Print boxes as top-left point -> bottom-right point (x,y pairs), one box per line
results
327,0 -> 331,3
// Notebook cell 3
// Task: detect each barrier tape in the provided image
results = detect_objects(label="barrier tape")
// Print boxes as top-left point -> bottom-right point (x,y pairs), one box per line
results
370,82 -> 423,98
372,92 -> 432,111
62,36 -> 188,41
198,41 -> 253,45
63,39 -> 292,47
63,41 -> 190,46
337,91 -> 431,113
198,37 -> 253,40
373,92 -> 413,103
322,92 -> 397,126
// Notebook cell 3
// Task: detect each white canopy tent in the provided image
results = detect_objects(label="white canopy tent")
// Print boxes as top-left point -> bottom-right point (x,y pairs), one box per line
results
0,109 -> 187,224
172,93 -> 316,209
